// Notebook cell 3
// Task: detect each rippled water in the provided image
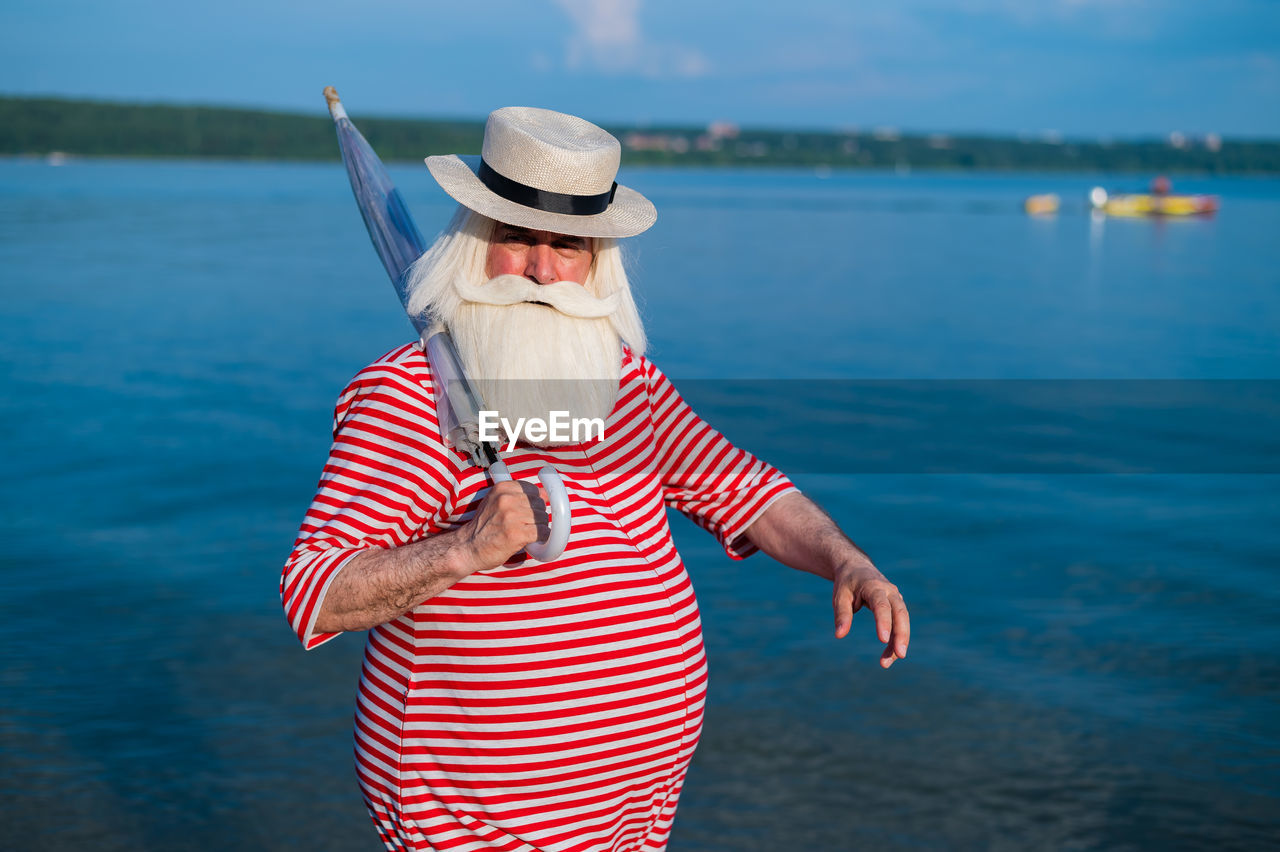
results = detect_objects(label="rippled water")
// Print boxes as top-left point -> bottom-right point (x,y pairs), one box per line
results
1,159 -> 1277,850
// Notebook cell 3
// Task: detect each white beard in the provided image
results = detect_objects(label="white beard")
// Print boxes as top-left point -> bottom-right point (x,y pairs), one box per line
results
444,275 -> 624,447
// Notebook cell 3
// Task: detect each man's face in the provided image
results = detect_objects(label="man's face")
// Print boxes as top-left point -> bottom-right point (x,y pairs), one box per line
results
484,223 -> 594,286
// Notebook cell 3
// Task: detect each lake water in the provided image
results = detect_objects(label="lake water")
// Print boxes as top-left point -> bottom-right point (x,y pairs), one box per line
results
1,159 -> 1277,850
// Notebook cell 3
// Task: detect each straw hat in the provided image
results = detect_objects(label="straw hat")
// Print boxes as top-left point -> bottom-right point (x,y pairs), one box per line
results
426,107 -> 656,238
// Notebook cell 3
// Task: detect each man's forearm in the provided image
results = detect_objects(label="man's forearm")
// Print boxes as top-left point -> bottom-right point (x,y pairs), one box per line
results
311,479 -> 545,635
312,529 -> 476,634
745,491 -> 877,581
745,491 -> 908,660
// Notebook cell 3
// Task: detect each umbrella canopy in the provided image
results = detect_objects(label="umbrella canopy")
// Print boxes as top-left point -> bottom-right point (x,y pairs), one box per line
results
322,86 -> 570,561
325,85 -> 485,450
324,87 -> 430,333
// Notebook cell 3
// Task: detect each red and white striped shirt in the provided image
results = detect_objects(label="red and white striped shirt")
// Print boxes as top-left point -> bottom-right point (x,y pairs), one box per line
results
282,343 -> 794,852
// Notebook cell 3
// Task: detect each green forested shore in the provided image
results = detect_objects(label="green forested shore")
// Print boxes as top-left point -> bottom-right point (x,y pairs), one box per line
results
4,95 -> 1279,174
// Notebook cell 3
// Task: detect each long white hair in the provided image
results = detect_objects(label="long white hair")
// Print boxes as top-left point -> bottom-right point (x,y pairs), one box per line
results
404,206 -> 647,356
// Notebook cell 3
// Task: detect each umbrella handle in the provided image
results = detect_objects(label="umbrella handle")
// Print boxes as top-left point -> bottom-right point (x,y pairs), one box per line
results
488,461 -> 571,562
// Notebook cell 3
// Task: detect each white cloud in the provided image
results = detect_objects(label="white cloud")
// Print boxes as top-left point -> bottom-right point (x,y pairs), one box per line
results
551,0 -> 709,77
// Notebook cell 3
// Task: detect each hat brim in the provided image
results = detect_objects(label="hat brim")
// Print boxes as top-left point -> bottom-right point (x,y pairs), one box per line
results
425,155 -> 656,239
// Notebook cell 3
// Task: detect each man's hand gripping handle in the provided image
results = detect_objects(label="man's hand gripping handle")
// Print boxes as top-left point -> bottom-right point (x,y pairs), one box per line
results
489,461 -> 571,561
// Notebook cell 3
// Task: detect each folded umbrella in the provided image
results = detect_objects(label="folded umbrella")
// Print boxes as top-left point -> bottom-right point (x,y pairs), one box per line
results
323,86 -> 570,561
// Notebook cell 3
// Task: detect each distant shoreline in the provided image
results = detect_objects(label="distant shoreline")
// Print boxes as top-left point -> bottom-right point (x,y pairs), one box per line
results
4,95 -> 1279,174
9,153 -> 1279,183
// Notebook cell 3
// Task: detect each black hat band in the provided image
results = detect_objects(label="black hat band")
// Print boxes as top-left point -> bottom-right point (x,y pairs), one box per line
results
478,159 -> 617,216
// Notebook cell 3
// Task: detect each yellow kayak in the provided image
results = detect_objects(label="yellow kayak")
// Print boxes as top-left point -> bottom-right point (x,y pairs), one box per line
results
1089,187 -> 1219,217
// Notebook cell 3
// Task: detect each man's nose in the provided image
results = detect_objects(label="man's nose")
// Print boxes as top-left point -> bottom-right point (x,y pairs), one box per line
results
524,244 -> 558,284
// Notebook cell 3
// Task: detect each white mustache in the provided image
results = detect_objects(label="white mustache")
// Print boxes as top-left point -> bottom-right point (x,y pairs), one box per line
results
453,274 -> 620,319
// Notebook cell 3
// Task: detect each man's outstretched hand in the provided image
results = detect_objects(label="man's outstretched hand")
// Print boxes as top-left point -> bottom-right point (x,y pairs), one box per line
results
745,491 -> 911,668
832,563 -> 910,668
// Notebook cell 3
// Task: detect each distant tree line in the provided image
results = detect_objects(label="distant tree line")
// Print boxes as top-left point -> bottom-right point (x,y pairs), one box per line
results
0,97 -> 482,162
3,95 -> 1278,174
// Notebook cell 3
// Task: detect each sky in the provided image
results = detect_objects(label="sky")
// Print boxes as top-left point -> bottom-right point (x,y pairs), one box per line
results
3,0 -> 1279,138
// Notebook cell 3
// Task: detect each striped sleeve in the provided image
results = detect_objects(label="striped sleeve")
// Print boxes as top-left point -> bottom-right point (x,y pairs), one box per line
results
281,349 -> 455,649
641,357 -> 797,560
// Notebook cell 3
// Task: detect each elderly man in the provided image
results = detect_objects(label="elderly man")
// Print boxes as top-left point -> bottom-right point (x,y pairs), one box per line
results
282,107 -> 908,852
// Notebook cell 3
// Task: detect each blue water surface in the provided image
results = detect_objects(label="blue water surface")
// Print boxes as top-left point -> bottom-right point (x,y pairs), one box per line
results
1,158 -> 1277,850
